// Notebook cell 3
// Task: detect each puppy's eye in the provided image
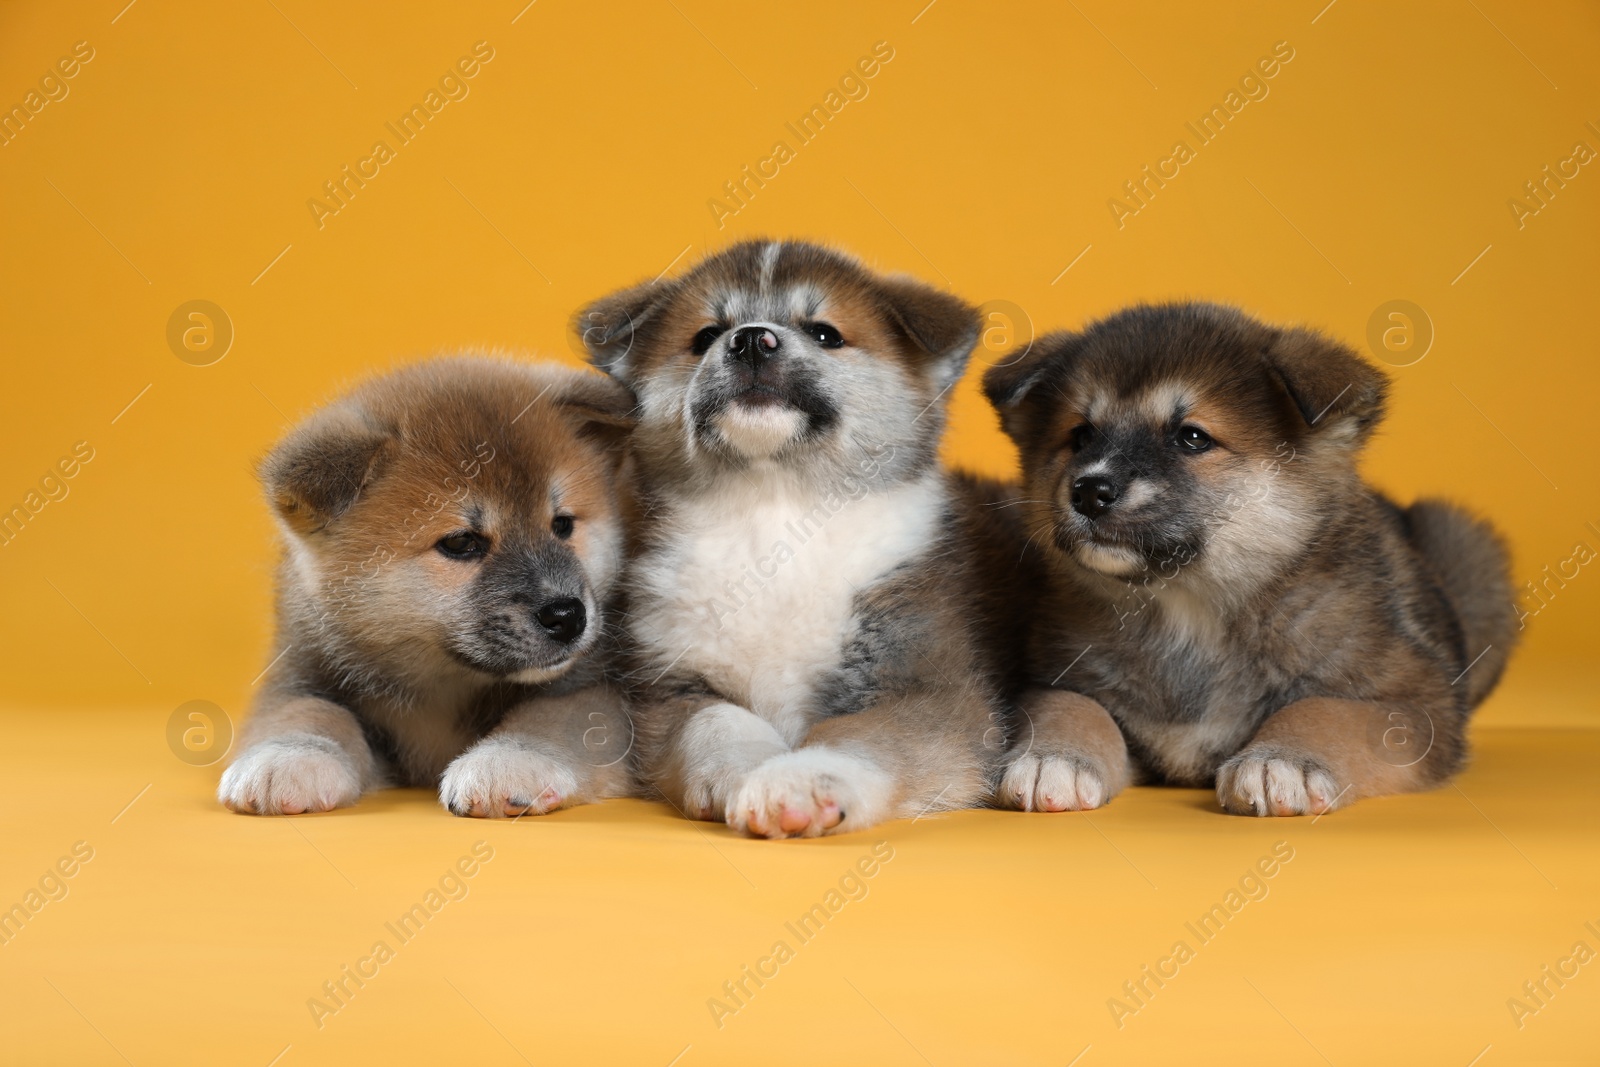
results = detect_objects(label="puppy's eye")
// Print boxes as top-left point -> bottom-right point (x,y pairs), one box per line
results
436,531 -> 490,560
691,325 -> 725,356
804,322 -> 846,348
1067,423 -> 1096,452
551,515 -> 575,540
1176,425 -> 1214,452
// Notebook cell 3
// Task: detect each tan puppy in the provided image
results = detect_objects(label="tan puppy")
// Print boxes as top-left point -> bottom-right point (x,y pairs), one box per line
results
219,357 -> 638,817
576,240 -> 1031,838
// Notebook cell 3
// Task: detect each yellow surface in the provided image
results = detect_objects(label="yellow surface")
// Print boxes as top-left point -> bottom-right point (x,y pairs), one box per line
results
4,711 -> 1597,1064
1,1 -> 1597,1063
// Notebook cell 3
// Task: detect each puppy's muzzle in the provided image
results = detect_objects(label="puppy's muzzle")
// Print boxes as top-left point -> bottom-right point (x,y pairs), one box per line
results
533,597 -> 586,645
1070,476 -> 1120,519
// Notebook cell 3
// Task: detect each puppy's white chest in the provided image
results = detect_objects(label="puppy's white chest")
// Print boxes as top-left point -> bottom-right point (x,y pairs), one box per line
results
633,474 -> 943,742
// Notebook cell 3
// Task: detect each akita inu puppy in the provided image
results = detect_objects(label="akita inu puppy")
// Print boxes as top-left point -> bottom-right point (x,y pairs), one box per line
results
219,358 -> 637,817
984,303 -> 1517,816
576,240 -> 1028,838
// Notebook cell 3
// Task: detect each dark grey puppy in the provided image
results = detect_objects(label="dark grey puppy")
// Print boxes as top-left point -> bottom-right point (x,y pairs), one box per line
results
984,302 -> 1517,816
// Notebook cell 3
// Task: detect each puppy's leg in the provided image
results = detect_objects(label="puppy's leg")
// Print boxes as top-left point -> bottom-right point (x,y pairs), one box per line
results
998,689 -> 1132,812
440,684 -> 635,819
1216,696 -> 1461,816
218,694 -> 376,815
729,685 -> 999,839
650,698 -> 790,821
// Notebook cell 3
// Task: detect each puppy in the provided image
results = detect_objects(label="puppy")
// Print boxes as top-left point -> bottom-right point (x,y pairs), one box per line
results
219,357 -> 638,817
575,240 -> 1028,838
984,303 -> 1517,816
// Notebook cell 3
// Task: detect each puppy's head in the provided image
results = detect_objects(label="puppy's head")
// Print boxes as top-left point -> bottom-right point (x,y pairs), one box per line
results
575,240 -> 979,486
262,358 -> 635,687
985,303 -> 1388,588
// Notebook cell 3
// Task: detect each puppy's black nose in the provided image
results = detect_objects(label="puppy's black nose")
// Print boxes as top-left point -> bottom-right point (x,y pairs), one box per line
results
1070,476 -> 1120,518
728,325 -> 781,368
533,598 -> 586,644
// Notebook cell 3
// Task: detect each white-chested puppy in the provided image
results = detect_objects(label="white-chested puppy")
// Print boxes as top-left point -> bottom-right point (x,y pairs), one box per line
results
575,240 -> 1029,838
219,358 -> 638,818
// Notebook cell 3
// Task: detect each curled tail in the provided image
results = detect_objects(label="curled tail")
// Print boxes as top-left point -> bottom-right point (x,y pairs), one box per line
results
1406,499 -> 1518,708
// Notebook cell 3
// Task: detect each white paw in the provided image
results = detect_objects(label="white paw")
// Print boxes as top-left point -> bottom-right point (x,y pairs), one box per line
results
681,761 -> 753,823
439,739 -> 580,819
218,735 -> 363,815
1000,751 -> 1112,812
1216,747 -> 1344,817
727,748 -> 894,839
673,703 -> 788,821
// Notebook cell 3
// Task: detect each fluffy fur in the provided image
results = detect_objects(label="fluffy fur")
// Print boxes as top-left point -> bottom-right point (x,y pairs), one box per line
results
984,303 -> 1517,816
576,239 -> 1030,838
219,357 -> 638,817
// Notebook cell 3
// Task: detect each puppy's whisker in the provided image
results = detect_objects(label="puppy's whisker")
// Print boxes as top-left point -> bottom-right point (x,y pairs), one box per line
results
988,498 -> 1053,509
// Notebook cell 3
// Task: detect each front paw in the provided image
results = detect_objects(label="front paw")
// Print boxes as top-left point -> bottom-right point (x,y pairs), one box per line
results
727,749 -> 894,839
680,762 -> 754,822
439,739 -> 579,819
218,735 -> 363,815
999,750 -> 1115,812
1216,747 -> 1344,817
670,702 -> 788,820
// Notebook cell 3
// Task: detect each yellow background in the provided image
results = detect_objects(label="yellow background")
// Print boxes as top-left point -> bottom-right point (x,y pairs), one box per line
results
1,1 -> 1595,1063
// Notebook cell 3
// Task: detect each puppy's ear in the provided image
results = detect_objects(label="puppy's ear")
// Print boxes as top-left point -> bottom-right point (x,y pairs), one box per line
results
260,407 -> 391,535
555,372 -> 638,457
573,281 -> 666,380
982,330 -> 1077,441
874,275 -> 981,388
1265,328 -> 1388,443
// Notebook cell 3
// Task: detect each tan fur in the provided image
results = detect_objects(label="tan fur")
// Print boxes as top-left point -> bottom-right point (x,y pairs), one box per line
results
999,690 -> 1132,812
221,357 -> 640,817
1215,697 -> 1438,815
